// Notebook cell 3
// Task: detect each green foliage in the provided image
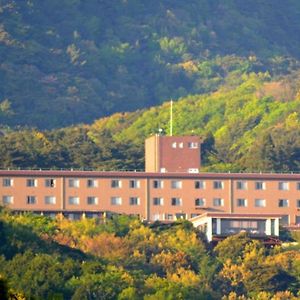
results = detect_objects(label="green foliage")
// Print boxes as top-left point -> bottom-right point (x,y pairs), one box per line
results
214,233 -> 252,264
0,209 -> 299,299
4,251 -> 80,299
70,265 -> 134,300
1,1 -> 300,128
0,275 -> 9,300
104,214 -> 139,237
2,71 -> 300,172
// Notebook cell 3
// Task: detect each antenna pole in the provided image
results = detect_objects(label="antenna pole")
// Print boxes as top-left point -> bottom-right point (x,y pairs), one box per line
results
170,99 -> 173,136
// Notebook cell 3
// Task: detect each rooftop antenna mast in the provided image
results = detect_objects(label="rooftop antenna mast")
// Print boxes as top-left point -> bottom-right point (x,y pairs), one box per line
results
170,99 -> 173,136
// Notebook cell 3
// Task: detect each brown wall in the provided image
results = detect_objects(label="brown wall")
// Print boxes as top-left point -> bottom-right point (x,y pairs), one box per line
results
145,135 -> 201,173
1,171 -> 300,225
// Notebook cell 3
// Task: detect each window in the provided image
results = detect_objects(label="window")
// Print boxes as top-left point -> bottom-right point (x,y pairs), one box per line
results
129,180 -> 140,188
175,213 -> 186,220
171,197 -> 182,206
188,168 -> 199,173
153,197 -> 163,206
165,214 -> 173,220
45,196 -> 56,204
86,212 -> 100,219
27,179 -> 37,187
280,215 -> 289,225
111,197 -> 122,205
255,199 -> 266,207
45,178 -> 55,188
87,196 -> 98,205
172,142 -> 177,148
195,198 -> 205,206
153,214 -> 161,221
278,199 -> 289,207
188,142 -> 198,149
213,181 -> 223,189
297,200 -> 300,208
213,198 -> 224,207
69,196 -> 79,205
236,181 -> 247,190
44,212 -> 57,219
111,179 -> 122,188
65,213 -> 81,221
297,182 -> 300,190
255,181 -> 265,190
171,180 -> 182,189
27,196 -> 36,204
2,196 -> 13,204
69,178 -> 79,188
278,182 -> 289,191
191,213 -> 200,218
195,180 -> 205,189
87,179 -> 98,188
296,216 -> 300,225
153,180 -> 163,189
129,197 -> 140,205
237,198 -> 247,207
179,142 -> 184,148
3,178 -> 13,187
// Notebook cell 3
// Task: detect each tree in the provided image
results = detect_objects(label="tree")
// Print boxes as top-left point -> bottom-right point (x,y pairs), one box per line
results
214,233 -> 252,264
70,265 -> 134,300
0,275 -> 9,300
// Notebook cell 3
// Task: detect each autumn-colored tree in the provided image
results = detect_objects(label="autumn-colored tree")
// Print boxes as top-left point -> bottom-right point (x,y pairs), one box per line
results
81,232 -> 130,263
150,250 -> 189,274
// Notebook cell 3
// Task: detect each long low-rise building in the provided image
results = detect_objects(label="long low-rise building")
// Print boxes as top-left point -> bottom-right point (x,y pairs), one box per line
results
1,169 -> 300,226
1,134 -> 300,229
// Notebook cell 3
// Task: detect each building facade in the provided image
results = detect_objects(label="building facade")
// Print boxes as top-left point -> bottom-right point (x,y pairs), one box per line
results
1,135 -> 300,227
1,170 -> 300,226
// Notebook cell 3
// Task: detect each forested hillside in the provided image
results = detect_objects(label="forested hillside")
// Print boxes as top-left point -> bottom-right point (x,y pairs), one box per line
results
1,71 -> 300,172
1,0 -> 300,128
0,208 -> 299,299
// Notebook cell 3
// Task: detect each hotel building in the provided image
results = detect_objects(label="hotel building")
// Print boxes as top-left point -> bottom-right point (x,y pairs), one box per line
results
1,134 -> 300,240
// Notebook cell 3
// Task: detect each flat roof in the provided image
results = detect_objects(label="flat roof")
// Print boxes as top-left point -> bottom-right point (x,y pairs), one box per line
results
145,135 -> 201,140
1,169 -> 300,180
190,213 -> 283,221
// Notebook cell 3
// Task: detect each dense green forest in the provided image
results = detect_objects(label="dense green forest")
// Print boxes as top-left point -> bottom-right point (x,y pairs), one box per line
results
1,71 -> 300,172
1,0 -> 300,128
0,208 -> 299,299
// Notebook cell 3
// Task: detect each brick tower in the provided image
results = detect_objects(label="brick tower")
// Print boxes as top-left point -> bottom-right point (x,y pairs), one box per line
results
145,135 -> 201,173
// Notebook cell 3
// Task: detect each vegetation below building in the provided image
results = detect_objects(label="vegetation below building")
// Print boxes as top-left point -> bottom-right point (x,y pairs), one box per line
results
0,208 -> 299,299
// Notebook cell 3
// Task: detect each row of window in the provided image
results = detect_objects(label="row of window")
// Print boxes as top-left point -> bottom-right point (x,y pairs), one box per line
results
2,195 -> 141,206
154,197 -> 298,208
3,178 -> 56,187
2,178 -> 141,189
171,142 -> 199,149
195,180 -> 293,190
3,178 -> 300,191
7,195 -> 296,208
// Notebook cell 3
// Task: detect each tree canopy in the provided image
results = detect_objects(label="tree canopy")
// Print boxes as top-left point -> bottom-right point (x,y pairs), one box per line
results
0,1 -> 300,128
1,72 -> 300,172
0,208 -> 299,299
